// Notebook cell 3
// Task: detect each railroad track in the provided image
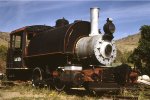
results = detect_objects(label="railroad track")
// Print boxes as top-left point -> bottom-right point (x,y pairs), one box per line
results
110,95 -> 138,100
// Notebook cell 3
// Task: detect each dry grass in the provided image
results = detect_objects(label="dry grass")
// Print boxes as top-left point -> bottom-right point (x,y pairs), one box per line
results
0,83 -> 149,100
116,33 -> 141,53
0,85 -> 98,100
0,32 -> 9,47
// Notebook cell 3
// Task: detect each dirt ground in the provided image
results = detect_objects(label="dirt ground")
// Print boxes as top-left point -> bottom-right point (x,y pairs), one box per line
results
0,91 -> 45,99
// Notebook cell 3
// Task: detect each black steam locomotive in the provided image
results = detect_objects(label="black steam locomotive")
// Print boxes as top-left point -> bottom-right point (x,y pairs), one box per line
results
6,8 -> 137,92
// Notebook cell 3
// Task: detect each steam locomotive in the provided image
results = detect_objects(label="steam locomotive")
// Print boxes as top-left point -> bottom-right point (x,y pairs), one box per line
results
6,8 -> 138,92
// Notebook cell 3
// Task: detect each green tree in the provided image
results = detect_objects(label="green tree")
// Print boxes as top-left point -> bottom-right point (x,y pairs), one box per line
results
128,25 -> 150,76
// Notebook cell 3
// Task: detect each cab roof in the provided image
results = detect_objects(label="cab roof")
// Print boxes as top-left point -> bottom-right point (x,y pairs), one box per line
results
10,25 -> 53,36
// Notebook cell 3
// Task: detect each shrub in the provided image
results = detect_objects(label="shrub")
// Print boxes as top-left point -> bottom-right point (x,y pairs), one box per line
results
128,25 -> 150,76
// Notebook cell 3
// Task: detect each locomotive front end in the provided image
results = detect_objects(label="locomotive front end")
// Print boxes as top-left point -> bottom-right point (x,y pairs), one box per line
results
59,8 -> 119,91
75,7 -> 116,66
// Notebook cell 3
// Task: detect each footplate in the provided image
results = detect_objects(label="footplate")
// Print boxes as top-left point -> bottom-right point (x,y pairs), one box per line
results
88,82 -> 120,91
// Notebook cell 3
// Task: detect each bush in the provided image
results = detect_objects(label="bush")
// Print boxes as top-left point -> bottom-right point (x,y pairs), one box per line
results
128,25 -> 150,76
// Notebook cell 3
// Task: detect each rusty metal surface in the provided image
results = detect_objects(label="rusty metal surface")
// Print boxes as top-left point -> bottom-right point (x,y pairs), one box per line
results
82,67 -> 116,83
10,26 -> 27,35
82,68 -> 103,82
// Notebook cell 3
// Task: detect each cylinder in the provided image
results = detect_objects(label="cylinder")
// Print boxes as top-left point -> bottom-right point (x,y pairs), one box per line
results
89,7 -> 100,36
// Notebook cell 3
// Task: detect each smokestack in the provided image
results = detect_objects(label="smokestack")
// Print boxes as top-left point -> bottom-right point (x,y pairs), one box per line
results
89,7 -> 100,36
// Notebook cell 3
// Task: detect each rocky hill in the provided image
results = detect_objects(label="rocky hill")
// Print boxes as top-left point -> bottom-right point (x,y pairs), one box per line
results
0,32 -> 9,72
115,33 -> 141,53
0,32 -> 9,46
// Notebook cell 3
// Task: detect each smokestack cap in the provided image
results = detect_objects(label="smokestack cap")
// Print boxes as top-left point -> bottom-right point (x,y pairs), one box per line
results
90,7 -> 100,9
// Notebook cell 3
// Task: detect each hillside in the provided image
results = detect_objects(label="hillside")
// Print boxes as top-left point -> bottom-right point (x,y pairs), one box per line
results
0,32 -> 9,46
116,33 -> 141,53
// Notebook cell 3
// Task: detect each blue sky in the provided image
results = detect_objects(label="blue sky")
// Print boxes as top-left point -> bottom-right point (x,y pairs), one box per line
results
0,0 -> 150,39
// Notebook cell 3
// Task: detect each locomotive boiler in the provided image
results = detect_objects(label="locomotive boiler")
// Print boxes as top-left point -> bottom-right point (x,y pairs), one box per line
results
6,7 -> 137,92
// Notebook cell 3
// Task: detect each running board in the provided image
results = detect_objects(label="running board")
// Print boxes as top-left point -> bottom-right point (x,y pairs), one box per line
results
87,82 -> 120,91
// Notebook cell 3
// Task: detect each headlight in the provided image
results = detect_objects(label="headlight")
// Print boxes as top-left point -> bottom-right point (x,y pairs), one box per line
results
103,18 -> 115,34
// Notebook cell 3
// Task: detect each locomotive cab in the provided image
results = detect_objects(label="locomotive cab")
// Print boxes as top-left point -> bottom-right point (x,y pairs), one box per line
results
6,26 -> 52,80
6,28 -> 32,80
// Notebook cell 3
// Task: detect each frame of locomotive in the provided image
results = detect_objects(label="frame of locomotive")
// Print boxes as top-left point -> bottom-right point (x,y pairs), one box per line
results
6,8 -> 138,92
